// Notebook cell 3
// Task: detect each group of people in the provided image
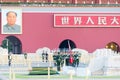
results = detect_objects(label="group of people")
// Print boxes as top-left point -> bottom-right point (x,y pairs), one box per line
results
42,51 -> 48,62
66,54 -> 80,67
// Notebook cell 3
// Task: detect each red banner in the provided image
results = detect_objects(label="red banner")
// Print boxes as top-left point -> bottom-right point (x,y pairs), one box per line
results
54,13 -> 120,27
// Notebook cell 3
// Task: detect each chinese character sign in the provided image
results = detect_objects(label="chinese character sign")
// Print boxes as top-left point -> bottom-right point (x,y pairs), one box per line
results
54,14 -> 120,27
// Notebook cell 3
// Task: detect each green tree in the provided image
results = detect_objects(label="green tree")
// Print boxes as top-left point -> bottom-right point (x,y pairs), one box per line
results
53,52 -> 64,71
1,39 -> 13,53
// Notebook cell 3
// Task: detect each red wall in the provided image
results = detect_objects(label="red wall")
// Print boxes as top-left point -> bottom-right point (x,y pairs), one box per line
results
1,0 -> 120,4
0,13 -> 120,53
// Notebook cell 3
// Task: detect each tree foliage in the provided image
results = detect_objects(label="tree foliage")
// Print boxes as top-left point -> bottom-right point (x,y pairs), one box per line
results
1,39 -> 13,52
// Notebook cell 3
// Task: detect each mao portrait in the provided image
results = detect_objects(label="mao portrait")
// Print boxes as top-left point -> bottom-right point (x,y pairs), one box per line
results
1,8 -> 22,34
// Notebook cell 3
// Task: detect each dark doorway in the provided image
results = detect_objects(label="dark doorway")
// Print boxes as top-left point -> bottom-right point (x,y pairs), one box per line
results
1,36 -> 22,54
59,39 -> 76,51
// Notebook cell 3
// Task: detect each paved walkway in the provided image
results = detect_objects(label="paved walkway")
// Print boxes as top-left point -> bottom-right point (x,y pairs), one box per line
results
0,73 -> 8,80
0,74 -> 120,80
16,78 -> 120,80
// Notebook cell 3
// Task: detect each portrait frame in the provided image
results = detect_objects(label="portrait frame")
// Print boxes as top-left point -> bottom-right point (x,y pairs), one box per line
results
1,7 -> 22,34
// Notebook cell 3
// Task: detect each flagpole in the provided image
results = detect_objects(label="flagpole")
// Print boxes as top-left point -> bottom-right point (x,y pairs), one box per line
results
68,40 -> 71,52
68,40 -> 74,80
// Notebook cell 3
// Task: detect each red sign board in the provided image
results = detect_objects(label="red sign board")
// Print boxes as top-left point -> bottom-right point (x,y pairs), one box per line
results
54,13 -> 120,27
